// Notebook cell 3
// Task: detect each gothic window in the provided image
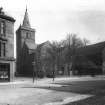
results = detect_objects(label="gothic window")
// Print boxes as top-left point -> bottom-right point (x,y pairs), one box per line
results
26,32 -> 29,38
0,21 -> 5,36
29,33 -> 31,38
26,32 -> 31,38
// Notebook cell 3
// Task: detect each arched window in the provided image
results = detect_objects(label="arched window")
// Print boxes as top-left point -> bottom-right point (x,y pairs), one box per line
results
26,32 -> 29,38
26,32 -> 31,39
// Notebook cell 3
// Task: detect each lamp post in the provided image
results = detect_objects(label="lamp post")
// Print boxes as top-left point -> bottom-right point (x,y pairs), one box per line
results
32,61 -> 35,83
32,48 -> 36,83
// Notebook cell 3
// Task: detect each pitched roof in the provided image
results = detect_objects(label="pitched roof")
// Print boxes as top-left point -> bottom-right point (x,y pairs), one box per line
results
76,41 -> 105,55
37,41 -> 50,48
25,40 -> 36,50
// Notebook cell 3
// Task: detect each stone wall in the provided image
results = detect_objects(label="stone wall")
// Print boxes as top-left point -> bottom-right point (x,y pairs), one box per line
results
6,20 -> 14,57
0,13 -> 15,81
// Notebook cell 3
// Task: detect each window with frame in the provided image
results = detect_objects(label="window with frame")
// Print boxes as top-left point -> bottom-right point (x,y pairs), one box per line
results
0,41 -> 1,57
0,21 -> 5,36
2,43 -> 6,57
0,42 -> 6,57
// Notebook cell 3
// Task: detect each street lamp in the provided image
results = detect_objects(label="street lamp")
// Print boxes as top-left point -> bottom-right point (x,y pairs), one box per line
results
32,61 -> 35,83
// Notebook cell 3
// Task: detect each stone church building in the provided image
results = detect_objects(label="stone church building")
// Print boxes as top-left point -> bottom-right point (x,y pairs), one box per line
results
16,8 -> 36,76
0,8 -> 15,81
16,8 -> 105,77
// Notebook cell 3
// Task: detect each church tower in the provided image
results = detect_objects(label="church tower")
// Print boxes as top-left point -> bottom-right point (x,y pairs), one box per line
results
16,8 -> 36,76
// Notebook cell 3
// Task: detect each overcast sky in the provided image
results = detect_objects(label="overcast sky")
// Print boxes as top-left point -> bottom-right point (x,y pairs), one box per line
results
1,0 -> 105,44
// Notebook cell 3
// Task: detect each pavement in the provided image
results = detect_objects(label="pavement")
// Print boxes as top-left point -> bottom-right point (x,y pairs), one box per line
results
0,75 -> 104,85
0,75 -> 104,105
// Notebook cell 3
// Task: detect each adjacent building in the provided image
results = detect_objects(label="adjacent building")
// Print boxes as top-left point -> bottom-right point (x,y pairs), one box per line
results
72,41 -> 105,75
38,41 -> 105,76
0,7 -> 15,81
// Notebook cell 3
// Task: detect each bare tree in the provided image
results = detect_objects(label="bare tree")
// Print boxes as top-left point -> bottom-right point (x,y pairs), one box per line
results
83,38 -> 90,46
63,33 -> 85,75
34,34 -> 90,79
45,41 -> 64,81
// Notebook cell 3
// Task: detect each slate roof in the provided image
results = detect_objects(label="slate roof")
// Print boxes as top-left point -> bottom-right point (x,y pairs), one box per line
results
76,41 -> 105,55
37,41 -> 50,48
25,40 -> 37,50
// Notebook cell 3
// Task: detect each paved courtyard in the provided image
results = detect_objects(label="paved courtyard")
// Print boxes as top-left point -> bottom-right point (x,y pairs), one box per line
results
0,76 -> 105,105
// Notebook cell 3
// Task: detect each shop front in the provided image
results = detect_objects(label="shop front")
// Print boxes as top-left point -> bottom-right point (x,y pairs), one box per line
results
0,58 -> 15,82
0,63 -> 10,81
